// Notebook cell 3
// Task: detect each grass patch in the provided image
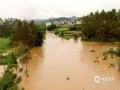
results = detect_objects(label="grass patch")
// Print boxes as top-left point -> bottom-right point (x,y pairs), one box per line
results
0,37 -> 11,53
0,53 -> 17,65
0,46 -> 30,65
57,27 -> 69,31
64,34 -> 73,40
54,27 -> 73,40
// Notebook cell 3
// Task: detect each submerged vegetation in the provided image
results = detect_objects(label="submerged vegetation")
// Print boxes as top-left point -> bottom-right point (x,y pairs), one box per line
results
54,27 -> 72,40
102,42 -> 120,70
0,69 -> 18,90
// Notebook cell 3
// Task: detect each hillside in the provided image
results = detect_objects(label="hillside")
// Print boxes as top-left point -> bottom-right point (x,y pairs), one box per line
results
31,16 -> 80,24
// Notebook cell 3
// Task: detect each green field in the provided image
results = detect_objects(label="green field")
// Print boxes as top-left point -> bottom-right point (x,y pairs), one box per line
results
64,34 -> 73,40
57,27 -> 69,31
54,27 -> 73,40
0,37 -> 11,53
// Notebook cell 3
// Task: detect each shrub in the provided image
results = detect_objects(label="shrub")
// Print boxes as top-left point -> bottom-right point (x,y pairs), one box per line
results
47,24 -> 56,31
69,26 -> 76,30
23,46 -> 30,53
16,76 -> 22,84
0,70 -> 17,90
117,59 -> 120,70
56,26 -> 61,28
7,64 -> 15,70
54,30 -> 59,35
21,88 -> 25,90
102,55 -> 107,60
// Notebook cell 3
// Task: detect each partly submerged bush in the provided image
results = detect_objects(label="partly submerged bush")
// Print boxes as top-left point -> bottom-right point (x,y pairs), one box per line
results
0,70 -> 17,90
16,76 -> 22,84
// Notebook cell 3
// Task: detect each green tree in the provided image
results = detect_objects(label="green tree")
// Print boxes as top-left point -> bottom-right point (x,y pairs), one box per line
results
11,52 -> 17,64
47,24 -> 56,31
81,9 -> 120,42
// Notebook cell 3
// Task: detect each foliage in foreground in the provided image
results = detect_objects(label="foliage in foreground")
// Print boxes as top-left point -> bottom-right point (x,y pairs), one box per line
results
0,46 -> 29,90
0,65 -> 24,90
0,70 -> 18,90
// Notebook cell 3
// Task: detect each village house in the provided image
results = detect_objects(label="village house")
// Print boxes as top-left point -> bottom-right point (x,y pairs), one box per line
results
76,20 -> 82,25
46,19 -> 81,26
46,22 -> 51,26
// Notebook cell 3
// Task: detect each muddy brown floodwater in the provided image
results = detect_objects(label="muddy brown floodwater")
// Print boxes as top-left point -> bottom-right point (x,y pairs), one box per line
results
19,32 -> 120,90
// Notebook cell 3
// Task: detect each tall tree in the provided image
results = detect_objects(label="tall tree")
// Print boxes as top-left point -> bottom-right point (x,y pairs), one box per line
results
81,9 -> 120,42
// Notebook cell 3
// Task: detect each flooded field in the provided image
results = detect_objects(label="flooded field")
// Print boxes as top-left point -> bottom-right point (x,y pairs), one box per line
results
19,32 -> 120,90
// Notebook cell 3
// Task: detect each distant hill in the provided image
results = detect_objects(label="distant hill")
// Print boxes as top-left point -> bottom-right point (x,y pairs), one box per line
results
33,19 -> 48,24
49,17 -> 70,21
69,16 -> 80,20
30,16 -> 80,24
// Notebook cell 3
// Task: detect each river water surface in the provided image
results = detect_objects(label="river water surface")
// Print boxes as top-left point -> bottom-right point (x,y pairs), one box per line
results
19,32 -> 120,90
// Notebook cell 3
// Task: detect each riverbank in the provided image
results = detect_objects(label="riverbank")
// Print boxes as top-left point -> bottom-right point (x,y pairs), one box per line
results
0,37 -> 30,90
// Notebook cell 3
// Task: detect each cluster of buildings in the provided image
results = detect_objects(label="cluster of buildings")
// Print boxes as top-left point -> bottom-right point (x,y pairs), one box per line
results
0,21 -> 3,25
46,20 -> 82,27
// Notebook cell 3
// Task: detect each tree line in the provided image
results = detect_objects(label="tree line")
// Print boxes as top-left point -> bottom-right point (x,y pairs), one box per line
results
81,9 -> 120,42
0,18 -> 46,46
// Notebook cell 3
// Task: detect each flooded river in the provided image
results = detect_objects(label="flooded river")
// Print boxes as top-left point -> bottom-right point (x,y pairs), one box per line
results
19,32 -> 120,90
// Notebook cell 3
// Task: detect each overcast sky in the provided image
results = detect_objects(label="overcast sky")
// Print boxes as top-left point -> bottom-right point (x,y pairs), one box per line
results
0,0 -> 120,20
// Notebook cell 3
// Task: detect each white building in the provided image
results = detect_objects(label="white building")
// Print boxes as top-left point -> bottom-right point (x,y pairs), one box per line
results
46,22 -> 51,26
76,21 -> 79,24
0,21 -> 3,25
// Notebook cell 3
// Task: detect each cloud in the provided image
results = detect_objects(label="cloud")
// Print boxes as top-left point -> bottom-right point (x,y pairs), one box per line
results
0,0 -> 120,20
